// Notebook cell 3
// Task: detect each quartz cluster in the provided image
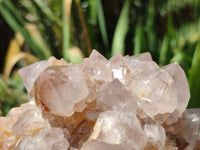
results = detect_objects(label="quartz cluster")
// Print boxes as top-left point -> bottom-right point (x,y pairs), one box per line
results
0,50 -> 199,150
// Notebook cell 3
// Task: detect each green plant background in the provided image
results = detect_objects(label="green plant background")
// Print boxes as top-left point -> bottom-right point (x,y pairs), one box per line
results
0,0 -> 200,115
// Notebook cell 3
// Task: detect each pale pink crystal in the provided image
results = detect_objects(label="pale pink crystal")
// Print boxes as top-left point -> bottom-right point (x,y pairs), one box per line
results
144,121 -> 166,149
18,56 -> 70,96
0,101 -> 69,150
97,79 -> 137,112
0,50 -> 197,150
35,65 -> 89,117
81,111 -> 147,150
15,127 -> 69,150
180,109 -> 200,150
162,63 -> 190,124
130,68 -> 177,119
80,58 -> 113,83
18,61 -> 48,93
0,102 -> 36,149
125,52 -> 159,77
108,52 -> 130,83
12,107 -> 48,136
124,52 -> 159,88
0,117 -> 19,149
48,56 -> 69,66
81,50 -> 111,82
164,109 -> 200,149
89,49 -> 108,64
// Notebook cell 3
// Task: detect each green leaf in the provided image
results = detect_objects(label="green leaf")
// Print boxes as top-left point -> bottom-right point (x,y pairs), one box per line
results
159,35 -> 169,66
188,40 -> 200,108
133,21 -> 143,55
145,0 -> 156,53
62,0 -> 72,61
97,0 -> 109,51
111,0 -> 130,56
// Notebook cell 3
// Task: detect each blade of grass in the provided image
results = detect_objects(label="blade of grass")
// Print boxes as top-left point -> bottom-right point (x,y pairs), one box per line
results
4,33 -> 24,67
62,0 -> 72,61
97,0 -> 109,51
159,34 -> 169,66
167,13 -> 177,39
26,24 -> 52,58
188,40 -> 200,108
88,0 -> 97,25
75,0 -> 92,56
170,48 -> 184,64
29,0 -> 61,58
194,0 -> 200,21
111,0 -> 130,56
133,21 -> 143,55
3,0 -> 26,26
3,33 -> 24,79
145,0 -> 156,54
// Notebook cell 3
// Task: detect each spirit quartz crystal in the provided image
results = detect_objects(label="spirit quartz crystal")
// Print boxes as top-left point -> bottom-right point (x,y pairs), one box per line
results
0,50 -> 199,150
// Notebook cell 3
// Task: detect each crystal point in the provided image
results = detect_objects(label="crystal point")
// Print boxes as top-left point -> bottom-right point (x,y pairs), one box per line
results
35,65 -> 89,117
18,61 -> 48,93
83,111 -> 147,150
162,63 -> 190,124
131,68 -> 177,119
97,79 -> 137,112
89,49 -> 108,64
108,52 -> 130,83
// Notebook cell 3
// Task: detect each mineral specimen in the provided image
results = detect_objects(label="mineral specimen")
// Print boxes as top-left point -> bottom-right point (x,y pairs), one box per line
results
0,50 -> 199,150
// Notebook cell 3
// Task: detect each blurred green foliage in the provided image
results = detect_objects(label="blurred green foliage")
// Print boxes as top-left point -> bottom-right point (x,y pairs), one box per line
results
0,0 -> 200,115
0,73 -> 27,116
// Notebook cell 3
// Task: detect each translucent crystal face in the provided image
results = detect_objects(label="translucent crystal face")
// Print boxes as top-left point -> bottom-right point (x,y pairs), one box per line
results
97,79 -> 137,112
18,61 -> 49,93
130,68 -> 177,118
85,111 -> 147,150
0,50 -> 198,150
35,65 -> 89,117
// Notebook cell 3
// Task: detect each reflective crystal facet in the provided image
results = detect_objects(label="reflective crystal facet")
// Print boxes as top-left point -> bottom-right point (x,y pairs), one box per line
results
81,111 -> 147,150
35,65 -> 89,117
18,61 -> 48,93
162,63 -> 190,124
97,79 -> 137,112
131,68 -> 177,119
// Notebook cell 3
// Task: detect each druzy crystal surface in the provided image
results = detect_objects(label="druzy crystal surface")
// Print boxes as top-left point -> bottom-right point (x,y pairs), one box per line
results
0,50 -> 199,150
